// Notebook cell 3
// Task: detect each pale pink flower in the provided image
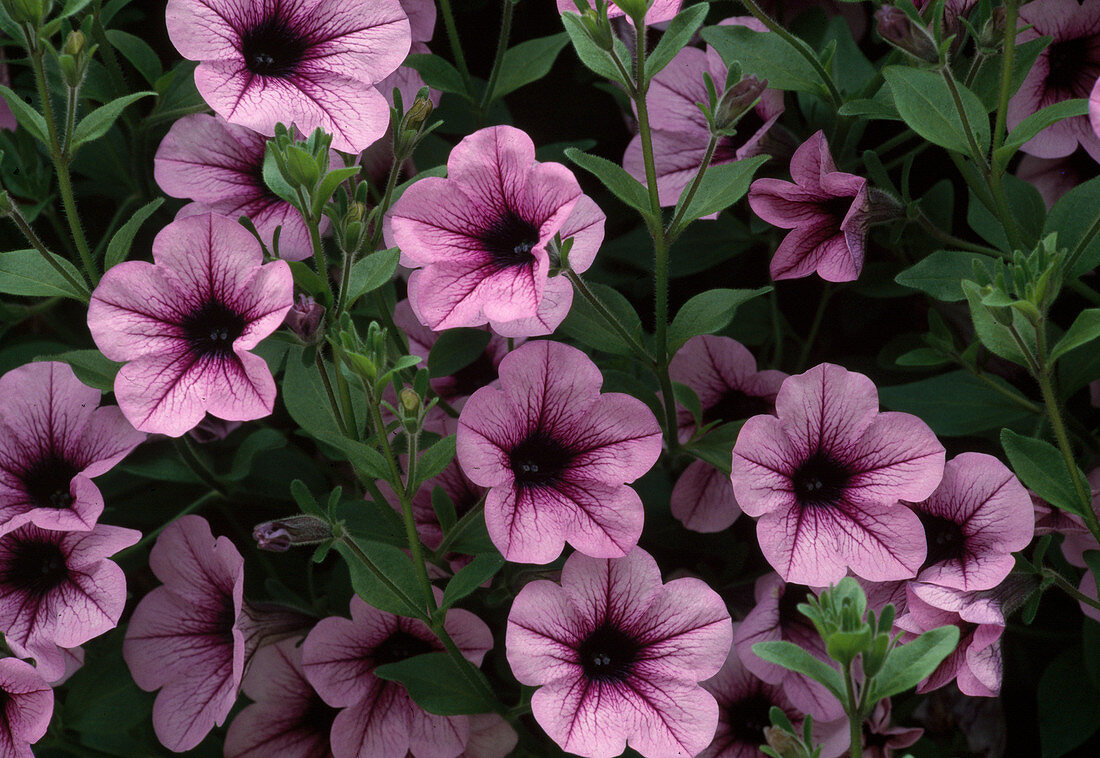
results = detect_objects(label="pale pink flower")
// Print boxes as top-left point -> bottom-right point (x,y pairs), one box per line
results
0,658 -> 54,758
556,0 -> 683,24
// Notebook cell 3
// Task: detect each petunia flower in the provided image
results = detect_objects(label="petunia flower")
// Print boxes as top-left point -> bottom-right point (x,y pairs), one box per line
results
456,340 -> 662,564
0,362 -> 144,537
1006,0 -> 1100,162
556,0 -> 683,24
731,363 -> 945,586
224,637 -> 338,758
386,126 -> 606,337
668,336 -> 786,533
0,52 -> 15,132
904,453 -> 1033,592
506,547 -> 732,758
1042,469 -> 1100,621
0,657 -> 54,758
165,0 -> 411,153
1092,77 -> 1100,143
301,591 -> 493,758
1016,152 -> 1098,209
154,114 -> 339,261
623,18 -> 785,209
87,212 -> 294,437
856,699 -> 923,758
748,131 -> 871,282
0,523 -> 139,682
460,714 -> 518,758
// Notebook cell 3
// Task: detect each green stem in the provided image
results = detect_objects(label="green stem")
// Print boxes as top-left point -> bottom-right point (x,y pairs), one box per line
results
948,152 -> 995,211
844,663 -> 863,758
333,354 -> 359,440
993,1 -> 1019,155
298,190 -> 335,307
940,68 -> 987,168
315,352 -> 350,437
118,491 -> 223,557
739,0 -> 843,107
438,0 -> 474,98
913,210 -> 1001,255
339,533 -> 430,621
478,0 -> 514,117
565,271 -> 653,363
1066,211 -> 1100,275
3,207 -> 90,300
1043,568 -> 1100,612
1070,280 -> 1100,307
434,494 -> 487,558
665,131 -> 719,241
796,285 -> 832,371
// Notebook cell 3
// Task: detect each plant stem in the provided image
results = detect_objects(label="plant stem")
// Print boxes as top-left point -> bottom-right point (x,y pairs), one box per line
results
940,68 -> 987,169
1043,568 -> 1100,612
438,0 -> 474,98
796,285 -> 832,371
665,132 -> 719,240
913,210 -> 1001,255
993,1 -> 1019,155
339,533 -> 430,621
565,271 -> 653,363
333,354 -> 359,440
739,0 -> 843,107
315,352 -> 350,437
298,190 -> 335,307
844,663 -> 863,758
478,0 -> 514,118
3,206 -> 90,300
434,494 -> 487,558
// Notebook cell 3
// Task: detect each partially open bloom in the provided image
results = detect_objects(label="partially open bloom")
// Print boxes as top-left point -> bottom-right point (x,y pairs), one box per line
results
457,340 -> 662,564
88,212 -> 294,437
748,131 -> 871,282
905,453 -> 1033,592
0,361 -> 144,537
557,0 -> 682,24
386,126 -> 605,336
668,336 -> 786,532
0,523 -> 139,681
1006,0 -> 1100,162
0,657 -> 53,758
165,0 -> 411,153
155,114 -> 339,261
506,548 -> 732,758
731,363 -> 945,585
302,591 -> 493,758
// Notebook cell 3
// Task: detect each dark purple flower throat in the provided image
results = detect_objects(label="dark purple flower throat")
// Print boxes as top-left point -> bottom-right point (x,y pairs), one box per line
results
578,623 -> 639,683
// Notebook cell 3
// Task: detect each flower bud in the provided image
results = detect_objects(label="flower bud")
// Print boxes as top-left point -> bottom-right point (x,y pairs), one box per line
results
400,92 -> 433,135
284,294 -> 324,342
579,9 -> 615,51
875,6 -> 939,64
187,416 -> 242,443
713,75 -> 767,136
253,515 -> 331,551
763,727 -> 804,758
2,0 -> 51,26
61,29 -> 85,57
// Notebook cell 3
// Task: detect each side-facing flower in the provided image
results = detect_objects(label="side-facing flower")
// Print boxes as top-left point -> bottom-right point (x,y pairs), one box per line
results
457,340 -> 662,564
905,452 -> 1033,592
301,591 -> 493,758
748,131 -> 871,282
0,362 -> 144,536
557,0 -> 683,24
165,0 -> 411,153
386,126 -> 605,337
731,363 -> 945,585
0,523 -> 139,681
506,547 -> 732,758
88,213 -> 294,436
155,114 -> 339,261
0,658 -> 53,758
668,336 -> 786,532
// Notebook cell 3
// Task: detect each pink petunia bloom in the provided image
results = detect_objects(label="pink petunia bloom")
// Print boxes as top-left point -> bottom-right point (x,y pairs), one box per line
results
896,583 -> 1004,697
0,658 -> 54,758
155,114 -> 340,261
1041,469 -> 1100,621
1016,152 -> 1098,209
301,591 -> 493,758
623,19 -> 785,209
1006,0 -> 1100,162
0,362 -> 144,537
1092,77 -> 1100,143
224,637 -> 337,758
748,131 -> 871,282
386,126 -> 606,337
165,0 -> 411,153
731,363 -> 945,586
557,0 -> 683,24
668,336 -> 787,532
456,340 -> 662,564
0,523 -> 139,682
857,699 -> 923,758
459,715 -> 518,758
87,212 -> 294,437
904,453 -> 1033,592
506,547 -> 732,758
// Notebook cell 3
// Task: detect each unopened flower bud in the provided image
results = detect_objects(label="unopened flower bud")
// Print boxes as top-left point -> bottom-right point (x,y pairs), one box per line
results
284,294 -> 324,342
400,93 -> 433,134
61,29 -> 85,57
579,9 -> 615,51
399,388 -> 420,415
763,726 -> 803,758
875,6 -> 939,64
253,515 -> 331,551
346,201 -> 366,224
3,0 -> 51,26
714,75 -> 767,135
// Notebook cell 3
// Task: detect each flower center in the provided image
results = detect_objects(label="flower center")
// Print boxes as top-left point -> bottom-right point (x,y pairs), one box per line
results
509,431 -> 573,488
1046,37 -> 1090,94
21,452 -> 79,509
373,630 -> 436,667
2,538 -> 69,597
480,210 -> 540,267
578,624 -> 639,683
240,14 -> 310,78
918,511 -> 967,569
702,388 -> 772,426
726,693 -> 775,745
182,300 -> 247,358
790,451 -> 851,506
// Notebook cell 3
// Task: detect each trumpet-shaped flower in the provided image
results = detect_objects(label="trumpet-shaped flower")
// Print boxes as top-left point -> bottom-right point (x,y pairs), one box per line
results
731,363 -> 945,585
0,658 -> 53,758
457,340 -> 661,564
88,213 -> 293,437
0,362 -> 144,537
506,548 -> 732,758
165,0 -> 411,153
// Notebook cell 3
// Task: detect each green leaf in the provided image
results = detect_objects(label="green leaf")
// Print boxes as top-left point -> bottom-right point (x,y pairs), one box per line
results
669,287 -> 771,353
967,176 -> 1046,252
882,66 -> 989,158
36,349 -> 121,391
283,348 -> 345,438
374,652 -> 496,715
879,370 -> 1033,436
312,166 -> 362,217
441,553 -> 505,609
105,29 -> 163,85
837,95 -> 901,121
895,250 -> 997,302
334,538 -> 426,618
561,12 -> 631,85
702,25 -> 828,96
559,280 -> 645,356
751,641 -> 846,703
104,198 -> 163,269
225,428 -> 286,481
492,33 -> 569,100
869,625 -> 960,702
1039,647 -> 1100,758
1001,429 -> 1091,517
645,3 -> 709,80
432,486 -> 458,534
1047,176 -> 1100,277
316,432 -> 390,480
71,92 -> 156,149
0,84 -> 50,145
416,435 -> 456,487
960,279 -> 1033,367
565,148 -> 652,215
0,249 -> 88,301
1052,309 -> 1100,364
673,155 -> 770,228
995,99 -> 1089,169
972,36 -> 1050,112
404,53 -> 469,97
429,329 -> 492,378
894,347 -> 951,367
345,247 -> 400,304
